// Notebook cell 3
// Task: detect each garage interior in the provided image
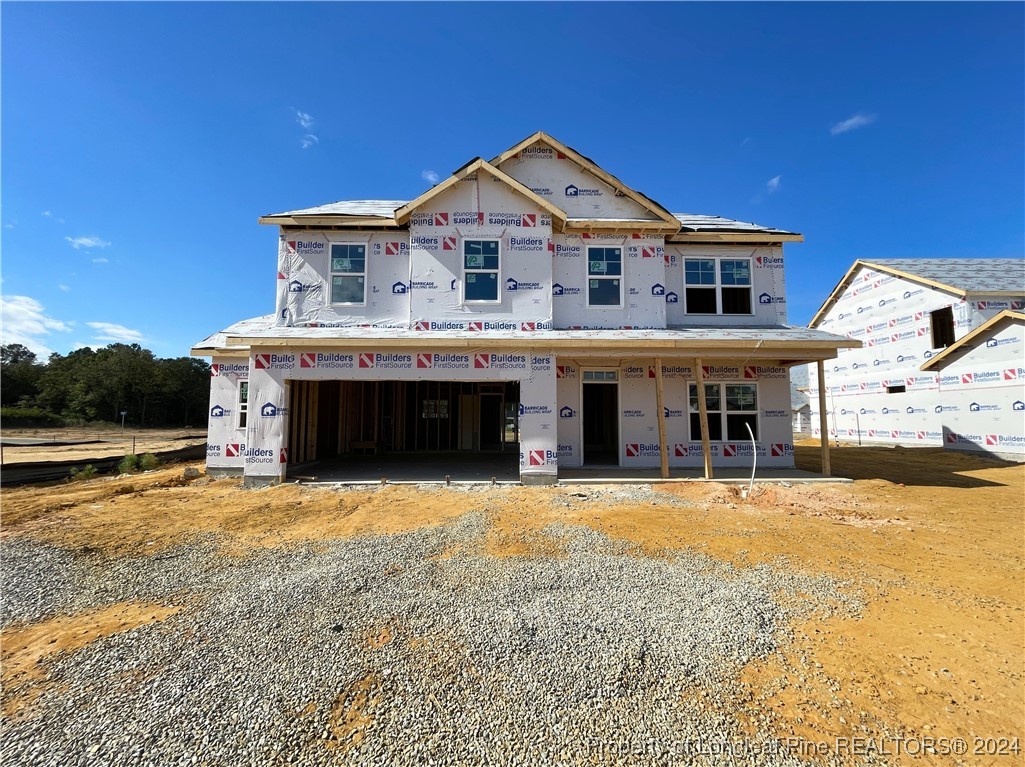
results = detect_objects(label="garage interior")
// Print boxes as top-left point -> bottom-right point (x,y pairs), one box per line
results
287,380 -> 521,467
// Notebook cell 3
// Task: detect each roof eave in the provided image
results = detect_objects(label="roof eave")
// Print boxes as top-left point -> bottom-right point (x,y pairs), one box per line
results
224,334 -> 858,358
919,310 -> 1025,371
259,215 -> 401,227
667,232 -> 804,244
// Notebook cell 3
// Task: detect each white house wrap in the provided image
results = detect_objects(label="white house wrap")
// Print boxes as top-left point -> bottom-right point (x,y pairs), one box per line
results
805,259 -> 1025,460
194,132 -> 854,485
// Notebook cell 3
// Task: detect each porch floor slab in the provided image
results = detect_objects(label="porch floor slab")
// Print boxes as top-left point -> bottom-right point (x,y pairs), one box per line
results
287,453 -> 849,485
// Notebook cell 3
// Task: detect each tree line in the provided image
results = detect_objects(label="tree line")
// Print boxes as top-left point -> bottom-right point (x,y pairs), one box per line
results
2,343 -> 210,428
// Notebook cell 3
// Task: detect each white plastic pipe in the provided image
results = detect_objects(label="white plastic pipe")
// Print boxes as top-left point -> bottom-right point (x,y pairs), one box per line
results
744,421 -> 757,498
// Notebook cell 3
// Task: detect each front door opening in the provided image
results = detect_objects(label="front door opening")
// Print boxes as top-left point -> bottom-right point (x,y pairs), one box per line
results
583,381 -> 618,465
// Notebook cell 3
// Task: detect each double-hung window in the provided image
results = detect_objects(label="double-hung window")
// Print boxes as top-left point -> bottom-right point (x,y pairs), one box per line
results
684,258 -> 753,314
463,240 -> 500,302
688,382 -> 758,441
330,244 -> 366,304
587,246 -> 623,306
238,381 -> 249,430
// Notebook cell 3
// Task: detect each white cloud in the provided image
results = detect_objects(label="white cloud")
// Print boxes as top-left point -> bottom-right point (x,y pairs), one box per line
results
301,134 -> 319,149
0,295 -> 72,356
58,284 -> 71,292
4,223 -> 14,229
421,169 -> 440,185
66,235 -> 111,250
831,113 -> 877,135
766,175 -> 782,193
41,211 -> 64,223
740,137 -> 752,148
86,321 -> 145,344
292,108 -> 315,129
92,257 -> 109,264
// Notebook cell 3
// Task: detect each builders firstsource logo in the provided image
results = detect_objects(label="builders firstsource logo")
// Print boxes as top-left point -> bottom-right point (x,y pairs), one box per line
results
522,449 -> 558,467
254,354 -> 295,371
287,239 -> 325,256
625,443 -> 661,458
210,363 -> 249,377
300,352 -> 355,370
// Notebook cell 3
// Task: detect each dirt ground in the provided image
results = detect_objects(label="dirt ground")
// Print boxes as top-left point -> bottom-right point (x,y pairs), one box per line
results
0,426 -> 205,465
1,444 -> 1022,765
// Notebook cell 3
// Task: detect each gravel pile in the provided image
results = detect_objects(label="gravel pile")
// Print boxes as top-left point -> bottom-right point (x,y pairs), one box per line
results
3,509 -> 866,766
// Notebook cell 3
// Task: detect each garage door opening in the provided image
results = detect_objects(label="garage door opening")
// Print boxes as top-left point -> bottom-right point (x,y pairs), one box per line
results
287,380 -> 520,466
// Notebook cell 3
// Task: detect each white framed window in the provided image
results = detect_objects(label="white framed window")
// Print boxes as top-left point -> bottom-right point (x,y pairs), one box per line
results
463,240 -> 501,303
587,246 -> 623,307
330,243 -> 367,304
688,382 -> 758,441
237,381 -> 249,430
582,370 -> 619,382
684,257 -> 753,315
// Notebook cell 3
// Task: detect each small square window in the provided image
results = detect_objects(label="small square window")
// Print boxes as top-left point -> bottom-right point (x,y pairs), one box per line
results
463,240 -> 500,303
330,244 -> 367,304
588,247 -> 623,306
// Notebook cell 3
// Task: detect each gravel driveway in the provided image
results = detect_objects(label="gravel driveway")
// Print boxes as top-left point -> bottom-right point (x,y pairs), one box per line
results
2,509 -> 865,766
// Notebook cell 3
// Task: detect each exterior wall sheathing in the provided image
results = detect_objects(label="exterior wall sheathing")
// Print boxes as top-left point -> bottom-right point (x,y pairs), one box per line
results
807,266 -> 1024,455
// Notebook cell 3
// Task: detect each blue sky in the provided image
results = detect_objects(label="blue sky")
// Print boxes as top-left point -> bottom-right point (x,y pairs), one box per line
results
2,2 -> 1022,359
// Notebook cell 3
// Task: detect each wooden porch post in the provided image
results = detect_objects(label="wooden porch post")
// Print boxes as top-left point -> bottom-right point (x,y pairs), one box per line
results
695,358 -> 714,479
817,359 -> 832,477
653,357 -> 669,479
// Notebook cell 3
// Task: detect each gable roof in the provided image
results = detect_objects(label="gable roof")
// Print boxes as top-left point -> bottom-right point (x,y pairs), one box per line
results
393,157 -> 567,227
919,310 -> 1025,371
810,258 -> 1025,328
867,259 -> 1025,294
491,131 -> 681,230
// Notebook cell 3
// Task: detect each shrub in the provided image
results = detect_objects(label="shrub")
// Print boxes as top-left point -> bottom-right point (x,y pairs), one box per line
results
1,407 -> 63,428
118,454 -> 140,474
70,464 -> 98,481
139,453 -> 160,471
